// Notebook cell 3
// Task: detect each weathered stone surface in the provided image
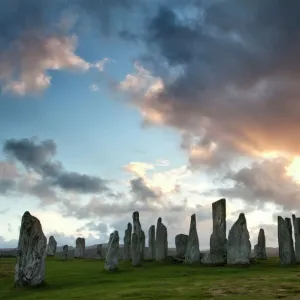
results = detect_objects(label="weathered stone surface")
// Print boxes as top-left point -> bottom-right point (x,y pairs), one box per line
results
175,234 -> 188,258
123,223 -> 132,260
184,214 -> 201,264
131,232 -> 141,266
155,217 -> 168,261
208,198 -> 227,265
292,214 -> 300,263
131,211 -> 143,265
278,216 -> 296,265
254,228 -> 267,260
148,225 -> 156,260
141,230 -> 145,260
227,213 -> 251,265
14,211 -> 47,287
47,236 -> 57,256
96,244 -> 103,259
63,245 -> 68,260
105,231 -> 119,271
74,237 -> 85,258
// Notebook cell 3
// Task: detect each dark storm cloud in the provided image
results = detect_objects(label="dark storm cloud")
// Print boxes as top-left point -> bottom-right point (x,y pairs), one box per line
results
0,179 -> 16,194
3,138 -> 109,194
130,177 -> 161,200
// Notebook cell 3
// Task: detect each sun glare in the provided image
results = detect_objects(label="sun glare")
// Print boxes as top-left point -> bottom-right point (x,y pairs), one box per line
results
286,156 -> 300,183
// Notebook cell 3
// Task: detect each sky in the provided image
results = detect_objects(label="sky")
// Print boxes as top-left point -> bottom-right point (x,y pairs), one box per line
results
1,0 -> 300,250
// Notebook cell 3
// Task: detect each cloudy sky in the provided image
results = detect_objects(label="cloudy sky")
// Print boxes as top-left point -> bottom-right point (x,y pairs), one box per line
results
1,0 -> 300,250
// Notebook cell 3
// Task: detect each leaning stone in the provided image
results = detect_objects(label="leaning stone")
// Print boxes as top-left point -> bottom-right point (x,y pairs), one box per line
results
209,198 -> 227,265
292,214 -> 300,263
105,231 -> 119,271
184,214 -> 201,264
131,232 -> 141,266
14,211 -> 47,287
63,245 -> 68,260
141,230 -> 145,260
155,217 -> 168,261
47,236 -> 57,256
278,216 -> 296,265
123,223 -> 132,260
74,237 -> 85,258
148,225 -> 156,260
227,213 -> 251,265
254,228 -> 267,260
175,234 -> 188,259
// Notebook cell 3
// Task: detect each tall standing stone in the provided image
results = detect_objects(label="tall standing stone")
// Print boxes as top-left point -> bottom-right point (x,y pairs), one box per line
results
227,213 -> 251,265
155,217 -> 168,261
63,245 -> 68,260
47,236 -> 57,256
278,216 -> 296,265
14,211 -> 47,287
74,237 -> 85,258
141,230 -> 145,260
124,223 -> 132,260
254,228 -> 267,260
175,234 -> 188,258
148,225 -> 156,260
131,232 -> 141,266
105,231 -> 119,271
292,214 -> 300,263
209,198 -> 227,264
184,214 -> 201,264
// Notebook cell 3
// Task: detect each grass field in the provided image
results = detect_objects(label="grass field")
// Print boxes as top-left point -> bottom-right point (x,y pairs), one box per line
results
0,257 -> 300,299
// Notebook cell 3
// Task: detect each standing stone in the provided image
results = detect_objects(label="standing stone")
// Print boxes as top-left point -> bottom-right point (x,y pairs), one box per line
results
14,211 -> 47,287
209,198 -> 227,265
148,225 -> 156,260
123,223 -> 132,260
105,231 -> 119,271
131,232 -> 141,266
74,237 -> 85,258
47,236 -> 57,256
292,214 -> 300,263
131,211 -> 142,265
184,214 -> 201,264
227,213 -> 251,265
141,230 -> 145,260
278,216 -> 296,265
175,234 -> 188,258
254,228 -> 267,260
96,244 -> 103,259
155,217 -> 168,261
63,245 -> 68,260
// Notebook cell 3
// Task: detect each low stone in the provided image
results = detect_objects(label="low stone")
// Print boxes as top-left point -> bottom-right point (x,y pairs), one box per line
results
96,244 -> 103,259
63,245 -> 68,260
155,217 -> 168,261
74,237 -> 85,258
148,225 -> 156,260
184,214 -> 201,264
47,236 -> 57,256
14,211 -> 47,287
175,234 -> 188,258
254,228 -> 267,260
227,213 -> 251,265
105,231 -> 119,271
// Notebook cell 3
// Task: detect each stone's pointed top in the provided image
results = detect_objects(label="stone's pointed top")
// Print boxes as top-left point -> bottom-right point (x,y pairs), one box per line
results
23,211 -> 31,216
259,228 -> 264,234
191,214 -> 196,221
158,217 -> 162,223
132,211 -> 140,220
214,198 -> 226,205
278,215 -> 284,221
292,214 -> 296,219
127,222 -> 132,228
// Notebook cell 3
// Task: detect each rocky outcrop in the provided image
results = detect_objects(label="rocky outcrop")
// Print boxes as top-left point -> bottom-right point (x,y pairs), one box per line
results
14,211 -> 47,287
227,213 -> 251,265
123,223 -> 132,260
74,237 -> 85,258
254,228 -> 267,260
131,232 -> 141,266
63,245 -> 68,260
155,217 -> 168,261
105,231 -> 119,271
184,214 -> 201,264
148,225 -> 155,260
292,214 -> 300,263
141,230 -> 145,260
47,236 -> 57,256
278,216 -> 296,265
208,198 -> 227,265
175,234 -> 188,258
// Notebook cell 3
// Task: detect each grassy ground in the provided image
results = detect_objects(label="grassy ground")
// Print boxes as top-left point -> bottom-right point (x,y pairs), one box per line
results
0,257 -> 299,299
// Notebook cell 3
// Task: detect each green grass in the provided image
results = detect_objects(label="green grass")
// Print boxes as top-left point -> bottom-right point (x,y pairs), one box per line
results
0,257 -> 300,299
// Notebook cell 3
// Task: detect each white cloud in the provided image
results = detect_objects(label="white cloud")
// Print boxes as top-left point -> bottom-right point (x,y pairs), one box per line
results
90,84 -> 99,92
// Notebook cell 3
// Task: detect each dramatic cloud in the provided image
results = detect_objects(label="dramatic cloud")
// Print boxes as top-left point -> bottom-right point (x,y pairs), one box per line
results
3,137 -> 110,195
